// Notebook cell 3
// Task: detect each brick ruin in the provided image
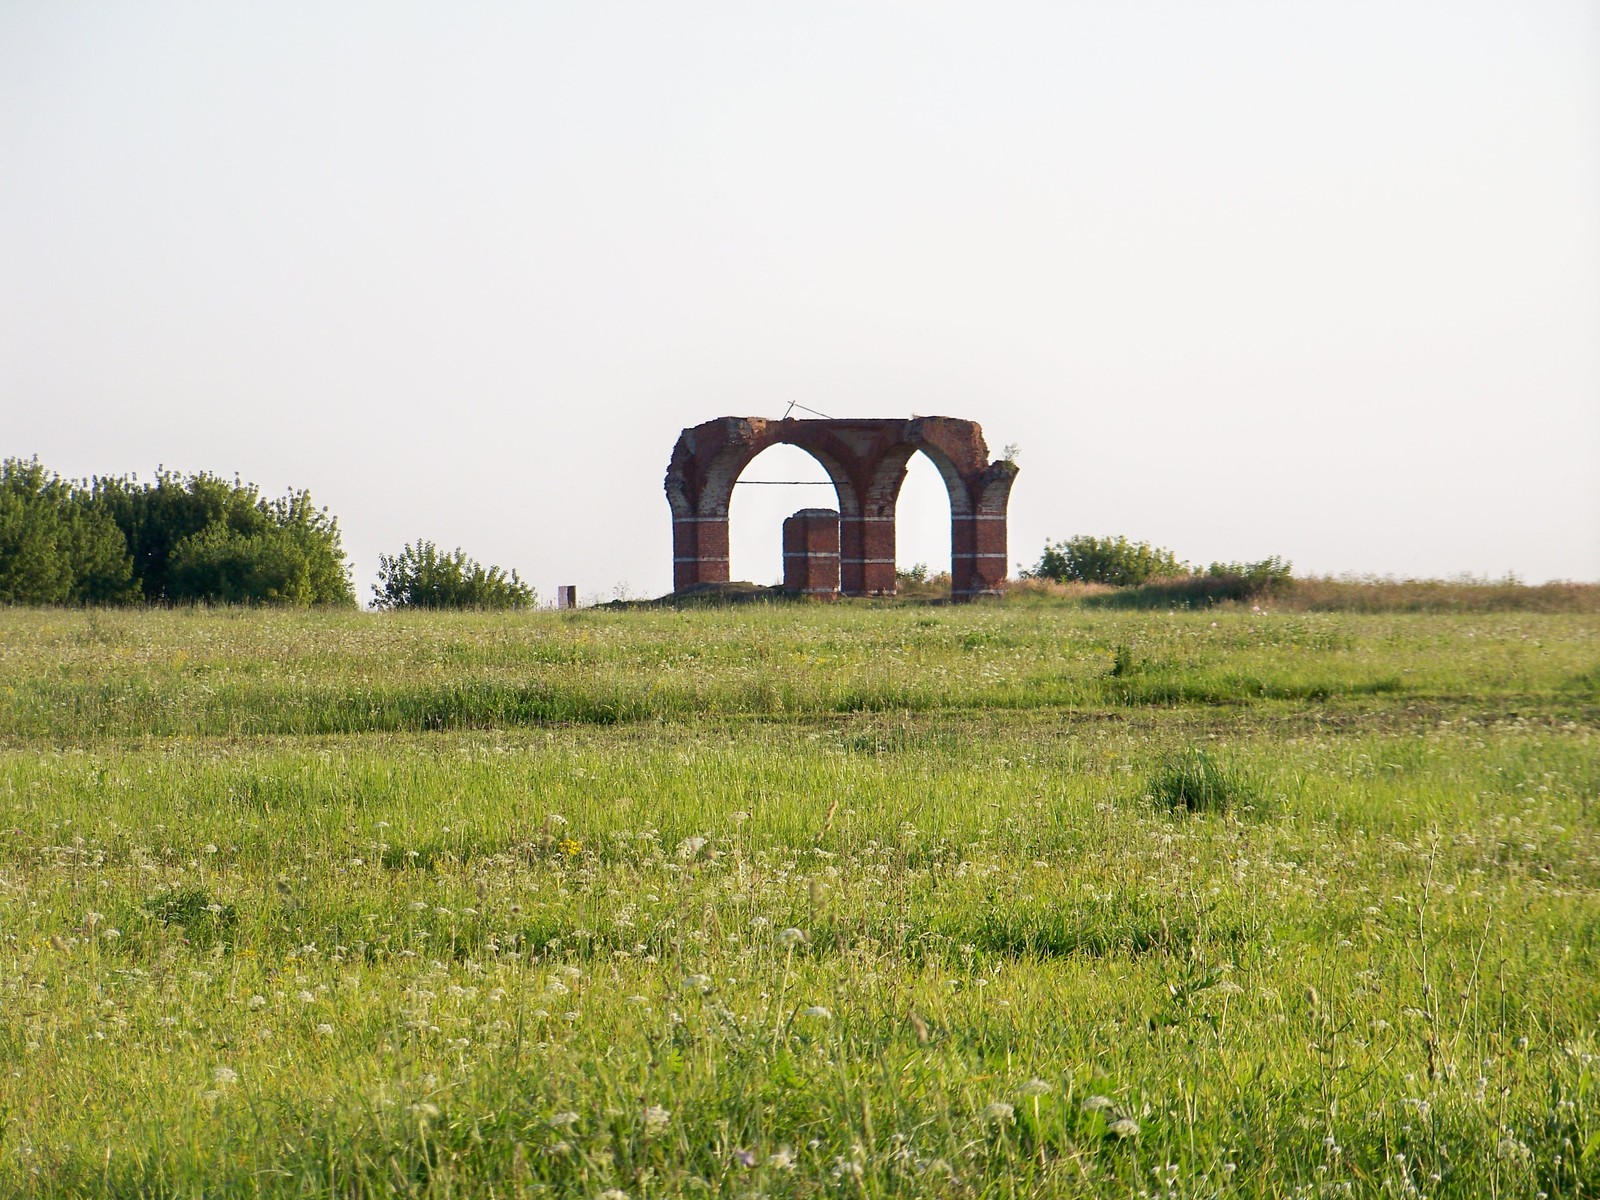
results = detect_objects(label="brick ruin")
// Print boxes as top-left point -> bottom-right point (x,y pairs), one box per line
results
664,416 -> 1018,600
782,508 -> 841,598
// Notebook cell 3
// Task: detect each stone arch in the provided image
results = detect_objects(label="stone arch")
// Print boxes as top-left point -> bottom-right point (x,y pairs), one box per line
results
665,415 -> 1017,599
666,419 -> 861,592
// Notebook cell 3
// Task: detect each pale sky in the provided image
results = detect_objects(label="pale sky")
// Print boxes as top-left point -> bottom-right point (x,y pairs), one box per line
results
4,2 -> 1597,600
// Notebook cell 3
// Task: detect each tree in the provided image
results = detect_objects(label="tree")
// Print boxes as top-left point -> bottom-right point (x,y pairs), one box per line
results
372,540 -> 535,610
0,484 -> 71,604
91,469 -> 355,606
167,524 -> 319,605
0,458 -> 355,607
268,489 -> 356,606
0,458 -> 135,604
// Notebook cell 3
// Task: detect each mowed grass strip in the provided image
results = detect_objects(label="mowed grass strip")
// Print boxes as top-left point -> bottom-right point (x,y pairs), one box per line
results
0,606 -> 1597,1197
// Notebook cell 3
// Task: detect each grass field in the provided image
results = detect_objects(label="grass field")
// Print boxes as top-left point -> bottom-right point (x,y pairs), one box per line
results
1,602 -> 1597,1197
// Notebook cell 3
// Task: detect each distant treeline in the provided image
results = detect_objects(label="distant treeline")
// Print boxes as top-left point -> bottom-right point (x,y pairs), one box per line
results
1,457 -> 354,606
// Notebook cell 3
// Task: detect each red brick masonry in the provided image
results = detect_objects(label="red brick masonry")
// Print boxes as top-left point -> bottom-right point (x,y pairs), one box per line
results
665,416 -> 1018,600
782,509 -> 841,599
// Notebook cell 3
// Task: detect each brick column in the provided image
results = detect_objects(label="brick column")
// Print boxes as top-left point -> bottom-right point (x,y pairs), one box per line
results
950,461 -> 1017,599
782,509 -> 840,599
857,515 -> 897,596
672,516 -> 730,590
951,514 -> 1007,598
842,515 -> 894,596
839,516 -> 865,596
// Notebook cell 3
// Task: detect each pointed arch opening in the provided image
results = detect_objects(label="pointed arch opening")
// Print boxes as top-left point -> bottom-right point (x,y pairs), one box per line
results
727,444 -> 845,586
895,449 -> 955,594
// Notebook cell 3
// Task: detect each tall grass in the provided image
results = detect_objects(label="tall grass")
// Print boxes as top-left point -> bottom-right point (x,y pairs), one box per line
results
1,605 -> 1594,737
1008,573 -> 1600,613
0,605 -> 1596,1197
1282,574 -> 1600,613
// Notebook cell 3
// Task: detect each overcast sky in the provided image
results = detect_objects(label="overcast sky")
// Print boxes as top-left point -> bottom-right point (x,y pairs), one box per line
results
3,1 -> 1597,599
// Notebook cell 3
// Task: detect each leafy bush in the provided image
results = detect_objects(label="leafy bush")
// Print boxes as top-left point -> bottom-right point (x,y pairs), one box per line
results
1148,749 -> 1255,815
1109,643 -> 1138,677
373,540 -> 535,610
1201,556 -> 1294,600
894,562 -> 951,598
1081,560 -> 1292,609
1028,535 -> 1187,586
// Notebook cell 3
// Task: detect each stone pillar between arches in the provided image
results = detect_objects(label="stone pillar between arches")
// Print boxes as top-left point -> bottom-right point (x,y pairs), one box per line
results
671,517 -> 731,590
782,509 -> 840,599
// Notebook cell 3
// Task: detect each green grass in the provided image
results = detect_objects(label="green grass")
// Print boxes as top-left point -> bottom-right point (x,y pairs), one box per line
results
1,603 -> 1597,1196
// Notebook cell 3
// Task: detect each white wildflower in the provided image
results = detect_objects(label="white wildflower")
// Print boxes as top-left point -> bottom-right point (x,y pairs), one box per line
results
642,1104 -> 671,1135
777,927 -> 807,946
548,1111 -> 580,1128
212,1066 -> 238,1085
1107,1117 -> 1140,1139
1019,1079 -> 1051,1097
800,1006 -> 832,1020
981,1101 -> 1015,1124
